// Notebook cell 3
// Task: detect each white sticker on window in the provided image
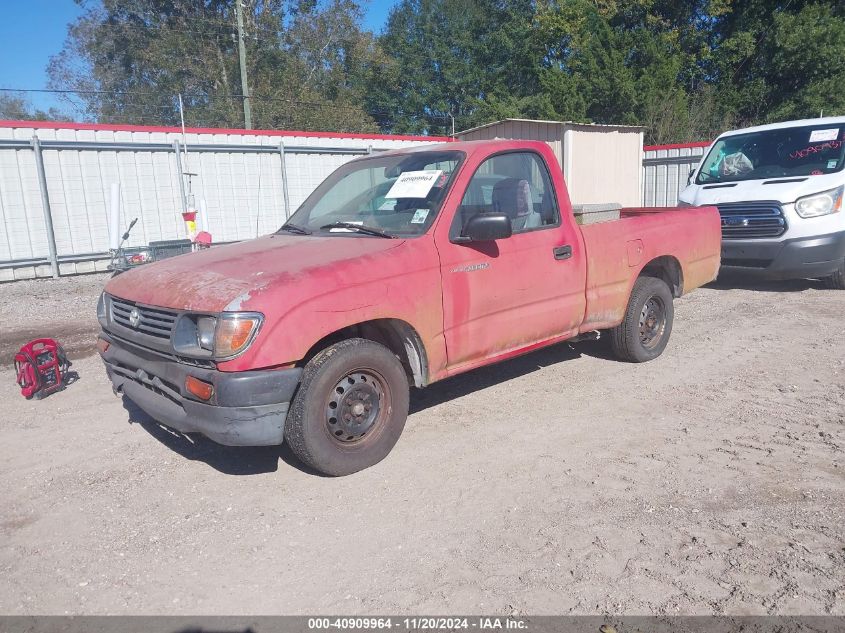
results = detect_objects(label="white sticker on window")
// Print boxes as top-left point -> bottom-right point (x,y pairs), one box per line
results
828,159 -> 838,169
378,200 -> 396,211
329,220 -> 363,232
385,170 -> 443,199
410,209 -> 429,224
810,128 -> 839,142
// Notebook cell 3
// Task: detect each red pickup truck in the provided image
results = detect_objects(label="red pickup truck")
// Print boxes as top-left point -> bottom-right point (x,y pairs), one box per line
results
97,140 -> 720,475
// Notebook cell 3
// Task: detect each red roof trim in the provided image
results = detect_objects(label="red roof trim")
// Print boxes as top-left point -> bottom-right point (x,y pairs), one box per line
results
0,119 -> 453,143
643,141 -> 712,151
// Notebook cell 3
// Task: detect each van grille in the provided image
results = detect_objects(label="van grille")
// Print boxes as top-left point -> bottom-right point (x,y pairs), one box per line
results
110,297 -> 177,341
717,202 -> 786,239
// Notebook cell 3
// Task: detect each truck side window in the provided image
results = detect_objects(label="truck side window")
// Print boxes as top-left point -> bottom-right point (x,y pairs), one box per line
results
454,152 -> 560,236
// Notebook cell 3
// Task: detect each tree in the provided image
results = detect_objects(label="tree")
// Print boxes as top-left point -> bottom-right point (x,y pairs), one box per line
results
44,0 -> 845,142
48,0 -> 378,131
0,92 -> 70,121
365,0 -> 549,135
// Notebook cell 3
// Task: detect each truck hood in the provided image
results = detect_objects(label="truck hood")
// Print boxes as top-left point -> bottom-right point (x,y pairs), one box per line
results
104,234 -> 406,312
680,174 -> 843,206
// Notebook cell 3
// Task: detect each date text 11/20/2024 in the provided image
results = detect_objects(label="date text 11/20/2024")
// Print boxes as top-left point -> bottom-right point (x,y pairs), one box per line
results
307,617 -> 528,630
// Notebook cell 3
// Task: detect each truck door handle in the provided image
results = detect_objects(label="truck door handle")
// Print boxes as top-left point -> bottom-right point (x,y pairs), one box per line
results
553,245 -> 572,260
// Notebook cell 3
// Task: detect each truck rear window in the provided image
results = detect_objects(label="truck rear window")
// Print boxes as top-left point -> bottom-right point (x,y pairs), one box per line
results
697,124 -> 845,184
283,150 -> 465,237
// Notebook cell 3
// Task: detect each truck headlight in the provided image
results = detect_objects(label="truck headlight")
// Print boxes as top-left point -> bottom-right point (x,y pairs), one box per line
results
795,185 -> 843,218
196,316 -> 216,351
174,312 -> 262,359
214,313 -> 263,358
97,292 -> 108,328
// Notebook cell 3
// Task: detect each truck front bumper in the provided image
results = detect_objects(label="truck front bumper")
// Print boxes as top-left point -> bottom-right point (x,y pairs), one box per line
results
720,230 -> 845,280
99,332 -> 302,446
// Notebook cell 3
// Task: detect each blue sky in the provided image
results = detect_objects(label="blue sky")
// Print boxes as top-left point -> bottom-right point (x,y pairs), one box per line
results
0,0 -> 396,114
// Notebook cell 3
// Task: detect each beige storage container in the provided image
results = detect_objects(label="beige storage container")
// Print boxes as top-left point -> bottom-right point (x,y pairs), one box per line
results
457,118 -> 644,207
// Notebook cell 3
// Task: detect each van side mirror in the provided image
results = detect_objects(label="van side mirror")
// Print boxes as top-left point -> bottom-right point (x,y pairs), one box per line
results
455,213 -> 512,243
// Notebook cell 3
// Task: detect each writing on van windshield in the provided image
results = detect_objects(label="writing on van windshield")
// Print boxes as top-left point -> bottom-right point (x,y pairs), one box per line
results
385,170 -> 442,199
790,140 -> 844,160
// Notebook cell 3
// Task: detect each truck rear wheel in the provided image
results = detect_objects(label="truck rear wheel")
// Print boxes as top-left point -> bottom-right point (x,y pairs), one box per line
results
823,259 -> 845,289
610,276 -> 674,363
285,338 -> 409,476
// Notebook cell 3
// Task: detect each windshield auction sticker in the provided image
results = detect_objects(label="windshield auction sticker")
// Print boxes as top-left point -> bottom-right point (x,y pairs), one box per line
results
809,128 -> 839,143
386,170 -> 443,199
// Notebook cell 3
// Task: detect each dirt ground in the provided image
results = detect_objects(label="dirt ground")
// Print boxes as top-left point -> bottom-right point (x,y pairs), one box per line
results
0,272 -> 843,615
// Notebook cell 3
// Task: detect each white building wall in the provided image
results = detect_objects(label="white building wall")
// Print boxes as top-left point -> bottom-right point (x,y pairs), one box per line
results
0,122 -> 447,279
457,118 -> 644,206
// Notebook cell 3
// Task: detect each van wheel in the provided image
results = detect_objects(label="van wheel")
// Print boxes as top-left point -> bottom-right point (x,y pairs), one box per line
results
610,276 -> 674,363
284,338 -> 409,476
823,259 -> 845,289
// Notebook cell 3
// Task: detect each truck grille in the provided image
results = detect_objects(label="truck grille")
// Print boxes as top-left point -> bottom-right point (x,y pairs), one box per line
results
110,297 -> 178,341
717,202 -> 786,239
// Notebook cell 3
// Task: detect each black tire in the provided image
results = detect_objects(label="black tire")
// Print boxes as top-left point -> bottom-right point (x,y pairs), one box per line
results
610,276 -> 674,363
284,338 -> 409,476
823,259 -> 845,289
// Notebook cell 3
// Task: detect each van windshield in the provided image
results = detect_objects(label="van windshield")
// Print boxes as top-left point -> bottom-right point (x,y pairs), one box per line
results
281,150 -> 464,237
696,124 -> 845,184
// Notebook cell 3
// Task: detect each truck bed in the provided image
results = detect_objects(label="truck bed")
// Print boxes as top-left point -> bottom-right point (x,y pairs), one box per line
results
578,205 -> 721,332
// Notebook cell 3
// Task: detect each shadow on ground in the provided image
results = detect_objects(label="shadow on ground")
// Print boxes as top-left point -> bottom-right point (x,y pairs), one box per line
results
122,396 -> 325,477
409,338 -> 598,414
707,271 -> 828,293
121,337 -> 605,476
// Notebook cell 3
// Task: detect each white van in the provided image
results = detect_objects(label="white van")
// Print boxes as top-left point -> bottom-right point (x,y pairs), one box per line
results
679,117 -> 845,287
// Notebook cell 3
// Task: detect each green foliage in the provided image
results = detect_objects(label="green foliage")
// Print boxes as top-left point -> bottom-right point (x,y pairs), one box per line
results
0,93 -> 71,122
45,0 -> 845,141
49,0 -> 379,131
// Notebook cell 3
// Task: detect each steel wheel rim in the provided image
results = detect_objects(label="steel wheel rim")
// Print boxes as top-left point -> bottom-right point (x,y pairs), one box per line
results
325,369 -> 389,444
638,295 -> 666,350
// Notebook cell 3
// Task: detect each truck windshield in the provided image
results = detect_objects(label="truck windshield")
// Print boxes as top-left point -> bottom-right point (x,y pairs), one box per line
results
696,124 -> 845,184
282,150 -> 464,237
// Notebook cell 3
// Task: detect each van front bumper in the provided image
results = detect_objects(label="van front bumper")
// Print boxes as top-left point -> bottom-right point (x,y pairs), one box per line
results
720,230 -> 845,280
99,332 -> 302,446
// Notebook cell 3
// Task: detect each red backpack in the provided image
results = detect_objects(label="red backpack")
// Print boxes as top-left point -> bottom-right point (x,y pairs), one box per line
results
14,338 -> 72,399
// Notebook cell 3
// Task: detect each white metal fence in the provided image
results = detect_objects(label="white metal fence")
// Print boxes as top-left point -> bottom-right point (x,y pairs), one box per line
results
0,122 -> 447,281
642,143 -> 709,207
0,122 -> 713,281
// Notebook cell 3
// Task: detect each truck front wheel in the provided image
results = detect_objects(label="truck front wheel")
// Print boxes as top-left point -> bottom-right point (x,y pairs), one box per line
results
284,338 -> 410,476
610,276 -> 674,363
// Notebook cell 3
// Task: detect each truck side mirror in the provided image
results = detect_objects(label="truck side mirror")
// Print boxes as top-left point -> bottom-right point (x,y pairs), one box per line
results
455,212 -> 513,243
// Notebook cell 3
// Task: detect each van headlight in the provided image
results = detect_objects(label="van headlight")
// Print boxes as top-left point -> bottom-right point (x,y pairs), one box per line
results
174,312 -> 263,359
795,185 -> 844,218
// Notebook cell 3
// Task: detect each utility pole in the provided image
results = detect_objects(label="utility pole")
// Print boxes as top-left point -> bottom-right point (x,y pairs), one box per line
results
235,0 -> 253,129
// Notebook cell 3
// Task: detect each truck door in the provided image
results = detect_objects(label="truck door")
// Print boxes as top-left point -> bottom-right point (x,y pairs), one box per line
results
434,150 -> 587,372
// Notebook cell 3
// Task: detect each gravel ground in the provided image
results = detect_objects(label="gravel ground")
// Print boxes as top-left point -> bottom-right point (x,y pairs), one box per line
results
0,273 -> 109,365
0,272 -> 843,615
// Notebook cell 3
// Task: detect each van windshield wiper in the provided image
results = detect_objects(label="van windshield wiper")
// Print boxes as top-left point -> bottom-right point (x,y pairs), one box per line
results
278,223 -> 312,235
319,222 -> 395,238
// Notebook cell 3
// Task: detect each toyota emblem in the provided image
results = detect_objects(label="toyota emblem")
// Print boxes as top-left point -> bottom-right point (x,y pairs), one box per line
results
128,307 -> 141,328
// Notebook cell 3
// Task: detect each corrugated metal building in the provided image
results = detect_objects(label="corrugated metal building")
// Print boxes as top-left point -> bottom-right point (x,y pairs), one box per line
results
457,118 -> 645,206
642,141 -> 710,206
0,120 -> 449,280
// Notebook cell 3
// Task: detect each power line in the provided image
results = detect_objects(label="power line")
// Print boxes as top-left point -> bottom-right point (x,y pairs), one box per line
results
2,88 -> 458,123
